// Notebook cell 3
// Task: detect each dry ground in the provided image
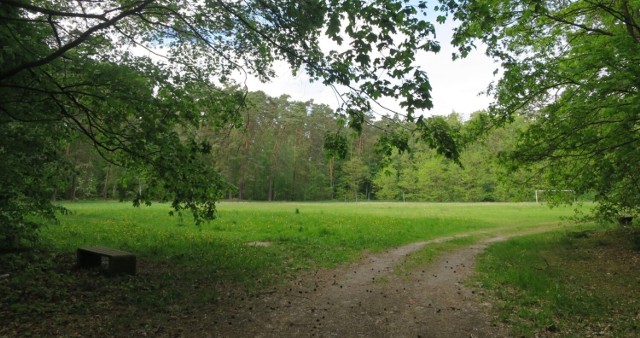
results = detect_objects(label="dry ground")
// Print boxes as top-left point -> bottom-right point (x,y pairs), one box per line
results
190,228 -> 563,337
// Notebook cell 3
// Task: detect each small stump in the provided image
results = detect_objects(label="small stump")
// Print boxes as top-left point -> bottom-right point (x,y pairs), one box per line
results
77,246 -> 136,276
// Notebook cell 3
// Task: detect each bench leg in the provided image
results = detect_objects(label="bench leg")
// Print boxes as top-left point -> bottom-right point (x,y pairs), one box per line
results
107,256 -> 137,276
77,250 -> 101,268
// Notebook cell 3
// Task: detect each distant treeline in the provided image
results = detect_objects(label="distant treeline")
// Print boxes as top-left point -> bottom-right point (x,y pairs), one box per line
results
60,91 -> 536,202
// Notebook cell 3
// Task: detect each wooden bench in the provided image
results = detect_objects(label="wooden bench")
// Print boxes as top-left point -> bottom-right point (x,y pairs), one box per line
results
618,216 -> 633,226
77,246 -> 136,276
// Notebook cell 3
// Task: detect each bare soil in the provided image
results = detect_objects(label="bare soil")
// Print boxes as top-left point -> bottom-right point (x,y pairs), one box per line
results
187,228 -> 563,337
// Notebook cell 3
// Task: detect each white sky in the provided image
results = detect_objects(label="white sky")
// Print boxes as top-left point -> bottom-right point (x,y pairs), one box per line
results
239,20 -> 499,119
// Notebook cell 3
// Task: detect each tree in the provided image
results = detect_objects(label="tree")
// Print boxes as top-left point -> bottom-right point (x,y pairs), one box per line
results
341,156 -> 370,201
2,0 -> 466,248
372,112 -> 534,202
439,0 -> 640,221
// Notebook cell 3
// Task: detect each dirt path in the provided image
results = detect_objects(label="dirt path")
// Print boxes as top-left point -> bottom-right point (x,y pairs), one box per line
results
198,226 -> 565,337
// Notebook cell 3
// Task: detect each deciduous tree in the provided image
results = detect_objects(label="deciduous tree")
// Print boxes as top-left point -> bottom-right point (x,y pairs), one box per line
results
1,0 -> 458,248
440,0 -> 640,221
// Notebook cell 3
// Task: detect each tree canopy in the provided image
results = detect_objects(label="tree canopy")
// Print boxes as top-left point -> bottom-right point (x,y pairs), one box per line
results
439,0 -> 640,221
4,0 -> 639,249
0,0 -> 460,248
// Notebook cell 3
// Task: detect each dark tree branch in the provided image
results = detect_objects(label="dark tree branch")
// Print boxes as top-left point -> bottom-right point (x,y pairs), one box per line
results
0,82 -> 106,100
1,0 -> 108,19
47,14 -> 63,47
0,0 -> 155,81
619,0 -> 640,42
543,12 -> 614,36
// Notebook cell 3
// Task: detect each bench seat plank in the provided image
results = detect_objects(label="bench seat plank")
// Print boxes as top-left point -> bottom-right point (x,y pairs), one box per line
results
79,246 -> 135,257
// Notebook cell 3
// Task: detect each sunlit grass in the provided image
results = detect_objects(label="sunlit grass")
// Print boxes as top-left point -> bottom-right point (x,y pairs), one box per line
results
41,201 -> 580,286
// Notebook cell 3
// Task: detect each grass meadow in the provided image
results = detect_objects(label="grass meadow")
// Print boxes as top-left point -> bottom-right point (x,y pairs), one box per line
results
40,201 -> 579,285
7,200 -> 631,336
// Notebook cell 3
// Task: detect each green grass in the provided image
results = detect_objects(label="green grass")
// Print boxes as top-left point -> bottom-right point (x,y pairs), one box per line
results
473,226 -> 640,337
1,201 -> 581,336
40,201 -> 576,284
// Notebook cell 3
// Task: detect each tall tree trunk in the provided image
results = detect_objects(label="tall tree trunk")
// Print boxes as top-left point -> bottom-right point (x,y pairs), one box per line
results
292,129 -> 300,200
65,143 -> 77,200
268,177 -> 274,201
238,123 -> 252,200
329,158 -> 334,200
354,180 -> 358,201
268,126 -> 286,201
102,165 -> 111,199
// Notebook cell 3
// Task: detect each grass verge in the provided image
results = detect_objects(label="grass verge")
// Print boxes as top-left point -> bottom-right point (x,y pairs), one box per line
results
473,226 -> 640,337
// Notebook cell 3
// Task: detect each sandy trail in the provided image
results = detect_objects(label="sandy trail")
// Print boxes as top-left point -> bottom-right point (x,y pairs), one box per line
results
201,226 -> 565,337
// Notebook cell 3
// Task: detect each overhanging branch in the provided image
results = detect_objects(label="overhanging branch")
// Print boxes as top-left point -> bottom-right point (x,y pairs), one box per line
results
0,0 -> 155,81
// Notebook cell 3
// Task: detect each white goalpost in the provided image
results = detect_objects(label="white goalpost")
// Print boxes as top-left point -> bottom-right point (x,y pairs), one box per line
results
535,189 -> 576,203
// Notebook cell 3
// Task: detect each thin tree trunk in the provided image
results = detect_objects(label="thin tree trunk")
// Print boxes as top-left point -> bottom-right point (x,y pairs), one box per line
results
102,165 -> 111,199
70,176 -> 77,200
65,143 -> 77,200
268,126 -> 286,201
238,122 -> 251,201
69,153 -> 78,200
268,177 -> 274,201
292,131 -> 297,200
329,158 -> 334,200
